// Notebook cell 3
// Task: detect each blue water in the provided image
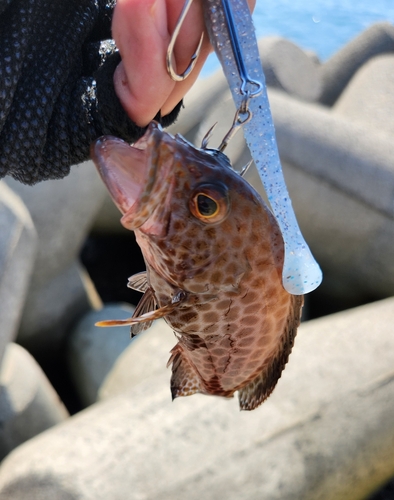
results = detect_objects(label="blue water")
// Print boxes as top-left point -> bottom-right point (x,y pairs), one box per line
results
202,0 -> 394,76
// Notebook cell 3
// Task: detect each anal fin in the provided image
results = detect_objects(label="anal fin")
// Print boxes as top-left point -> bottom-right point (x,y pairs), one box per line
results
238,294 -> 304,411
168,344 -> 202,400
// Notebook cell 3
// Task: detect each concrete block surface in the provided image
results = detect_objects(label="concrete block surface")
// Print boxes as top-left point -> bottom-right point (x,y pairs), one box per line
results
334,54 -> 394,136
19,261 -> 97,355
99,319 -> 176,401
258,36 -> 322,101
0,298 -> 393,499
319,22 -> 394,105
268,89 -> 394,219
5,161 -> 107,351
0,343 -> 68,461
68,304 -> 135,406
0,182 -> 37,363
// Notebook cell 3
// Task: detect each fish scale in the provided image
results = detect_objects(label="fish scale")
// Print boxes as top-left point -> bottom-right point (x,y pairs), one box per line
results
92,122 -> 303,411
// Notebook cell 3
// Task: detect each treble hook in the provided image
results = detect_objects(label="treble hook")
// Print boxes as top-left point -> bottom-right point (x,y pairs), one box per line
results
218,95 -> 253,152
166,0 -> 204,82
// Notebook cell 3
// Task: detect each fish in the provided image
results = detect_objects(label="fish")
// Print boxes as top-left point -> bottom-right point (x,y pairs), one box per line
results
91,121 -> 303,411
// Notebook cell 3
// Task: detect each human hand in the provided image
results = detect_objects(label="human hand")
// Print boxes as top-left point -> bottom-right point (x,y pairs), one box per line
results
112,0 -> 255,127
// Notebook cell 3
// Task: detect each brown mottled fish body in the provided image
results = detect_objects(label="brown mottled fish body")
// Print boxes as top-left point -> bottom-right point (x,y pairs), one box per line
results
92,122 -> 303,411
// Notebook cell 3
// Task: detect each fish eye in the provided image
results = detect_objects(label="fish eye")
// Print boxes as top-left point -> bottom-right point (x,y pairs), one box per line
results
196,194 -> 218,217
190,184 -> 229,224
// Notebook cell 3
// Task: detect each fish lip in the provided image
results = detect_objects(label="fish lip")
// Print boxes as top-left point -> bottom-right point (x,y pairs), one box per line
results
91,122 -> 165,229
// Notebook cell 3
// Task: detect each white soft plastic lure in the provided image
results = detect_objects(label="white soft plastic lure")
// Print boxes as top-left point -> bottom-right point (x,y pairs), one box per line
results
168,0 -> 323,295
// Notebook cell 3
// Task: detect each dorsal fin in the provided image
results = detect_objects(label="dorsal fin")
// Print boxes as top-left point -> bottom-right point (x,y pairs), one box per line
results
238,294 -> 304,411
127,271 -> 149,292
168,344 -> 203,400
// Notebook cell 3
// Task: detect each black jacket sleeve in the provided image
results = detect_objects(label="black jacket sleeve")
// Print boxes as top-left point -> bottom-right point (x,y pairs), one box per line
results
0,0 -> 182,184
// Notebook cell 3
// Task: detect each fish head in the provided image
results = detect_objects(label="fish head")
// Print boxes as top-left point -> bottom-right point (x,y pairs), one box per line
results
91,122 -> 283,294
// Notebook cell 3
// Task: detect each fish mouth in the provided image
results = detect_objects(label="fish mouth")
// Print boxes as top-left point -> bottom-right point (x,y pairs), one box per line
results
91,122 -> 173,230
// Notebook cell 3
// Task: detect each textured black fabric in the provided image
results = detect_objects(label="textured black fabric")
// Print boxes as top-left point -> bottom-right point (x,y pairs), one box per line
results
0,0 -> 182,184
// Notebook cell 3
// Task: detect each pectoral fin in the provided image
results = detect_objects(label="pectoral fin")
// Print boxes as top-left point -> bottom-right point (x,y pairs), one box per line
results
238,294 -> 303,411
95,290 -> 186,328
95,303 -> 175,327
129,288 -> 156,337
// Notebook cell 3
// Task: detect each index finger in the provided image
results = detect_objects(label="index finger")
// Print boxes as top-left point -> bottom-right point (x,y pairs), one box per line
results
113,0 -> 182,126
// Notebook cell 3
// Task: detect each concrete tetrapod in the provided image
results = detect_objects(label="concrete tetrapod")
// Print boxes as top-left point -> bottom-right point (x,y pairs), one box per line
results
0,343 -> 68,461
68,304 -> 135,406
0,298 -> 392,499
5,160 -> 107,354
334,53 -> 394,136
319,22 -> 394,106
258,36 -> 322,102
98,318 -> 177,401
0,182 -> 37,363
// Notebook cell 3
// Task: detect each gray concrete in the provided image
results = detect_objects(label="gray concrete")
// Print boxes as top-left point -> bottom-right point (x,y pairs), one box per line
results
20,260 -> 99,356
0,182 -> 37,364
98,318 -> 176,401
0,343 -> 68,461
258,36 -> 322,101
334,53 -> 394,136
0,298 -> 393,499
5,160 -> 107,352
319,22 -> 394,105
67,304 -> 135,406
265,89 -> 394,219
